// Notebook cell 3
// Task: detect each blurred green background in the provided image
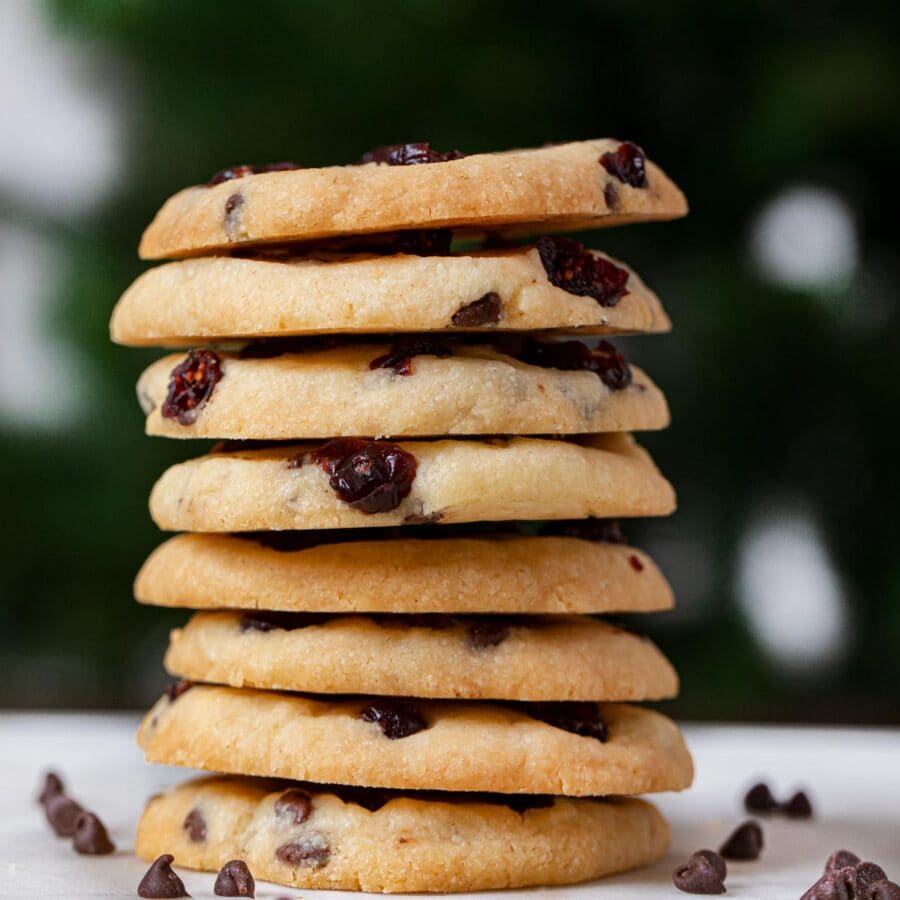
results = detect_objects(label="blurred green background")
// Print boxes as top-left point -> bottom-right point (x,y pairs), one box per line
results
1,0 -> 898,720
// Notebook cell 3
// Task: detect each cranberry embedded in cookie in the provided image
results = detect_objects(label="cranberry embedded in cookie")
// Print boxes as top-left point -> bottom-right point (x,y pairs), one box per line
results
358,142 -> 464,165
369,336 -> 454,376
525,702 -> 608,741
600,141 -> 648,188
518,338 -> 632,391
206,161 -> 301,186
536,236 -> 630,306
161,350 -> 223,425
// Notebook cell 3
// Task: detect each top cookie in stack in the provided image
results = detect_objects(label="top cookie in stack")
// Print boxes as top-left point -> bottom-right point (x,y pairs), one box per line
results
116,139 -> 692,894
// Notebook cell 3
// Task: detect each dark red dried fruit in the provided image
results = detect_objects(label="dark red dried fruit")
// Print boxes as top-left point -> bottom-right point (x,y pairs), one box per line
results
359,143 -> 464,165
451,292 -> 503,327
206,161 -> 301,186
37,771 -> 64,806
137,853 -> 190,898
783,790 -> 813,818
370,337 -> 453,376
466,619 -> 512,649
600,141 -> 648,188
274,789 -> 313,825
719,820 -> 763,860
360,700 -> 428,739
165,680 -> 193,702
525,702 -> 607,742
161,350 -> 223,425
518,338 -> 632,391
535,236 -> 630,306
73,811 -> 115,855
744,782 -> 778,813
306,439 -> 418,514
673,849 -> 727,894
275,837 -> 330,868
45,794 -> 84,837
214,859 -> 255,897
629,554 -> 645,572
183,807 -> 206,842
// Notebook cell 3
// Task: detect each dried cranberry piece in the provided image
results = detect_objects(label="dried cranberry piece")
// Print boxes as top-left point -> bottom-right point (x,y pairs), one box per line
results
206,161 -> 300,186
359,142 -> 464,165
161,350 -> 224,425
359,700 -> 427,739
369,337 -> 453,376
274,789 -> 312,825
451,292 -> 503,327
165,679 -> 193,702
536,236 -> 630,306
599,141 -> 648,188
306,439 -> 417,514
517,338 -> 632,391
525,702 -> 608,741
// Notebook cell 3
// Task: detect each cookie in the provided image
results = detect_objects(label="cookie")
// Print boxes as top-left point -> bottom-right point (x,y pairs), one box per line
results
138,140 -> 687,259
163,611 -> 679,702
136,775 -> 670,892
148,434 -> 676,532
137,341 -> 669,439
134,530 -> 674,615
137,685 -> 694,796
110,244 -> 670,345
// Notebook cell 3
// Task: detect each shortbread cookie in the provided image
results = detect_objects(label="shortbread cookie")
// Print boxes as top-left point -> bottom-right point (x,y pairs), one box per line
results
148,434 -> 676,531
136,775 -> 670,892
111,243 -> 670,345
137,685 -> 693,796
139,140 -> 687,259
135,530 -> 674,614
137,340 -> 668,439
164,611 -> 679,702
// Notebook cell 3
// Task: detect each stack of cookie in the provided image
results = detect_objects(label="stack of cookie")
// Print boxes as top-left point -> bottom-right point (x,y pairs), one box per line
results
112,139 -> 693,893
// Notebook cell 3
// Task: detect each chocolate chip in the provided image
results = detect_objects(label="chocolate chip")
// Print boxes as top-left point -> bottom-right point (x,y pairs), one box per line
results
183,808 -> 206,842
306,439 -> 418,514
165,680 -> 193,702
360,700 -> 427,739
137,853 -> 190,898
826,850 -> 861,872
72,811 -> 115,855
784,790 -> 813,818
744,782 -> 778,813
719,820 -> 763,860
535,236 -> 630,306
628,554 -> 644,572
45,794 -> 84,837
274,789 -> 313,825
275,836 -> 330,868
359,143 -> 464,165
369,336 -> 453,376
517,338 -> 632,391
673,849 -> 727,894
451,292 -> 503,327
37,771 -> 64,806
803,863 -> 889,900
214,859 -> 256,897
525,702 -> 607,741
868,881 -> 900,900
206,161 -> 300,186
600,141 -> 648,188
801,872 -> 850,900
466,619 -> 511,649
161,350 -> 223,425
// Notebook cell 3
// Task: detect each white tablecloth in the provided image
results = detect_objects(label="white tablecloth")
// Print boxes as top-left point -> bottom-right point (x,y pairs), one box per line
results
0,714 -> 897,898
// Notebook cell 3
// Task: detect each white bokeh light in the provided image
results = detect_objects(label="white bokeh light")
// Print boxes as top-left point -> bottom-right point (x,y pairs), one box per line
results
737,503 -> 851,676
750,186 -> 858,291
0,0 -> 120,215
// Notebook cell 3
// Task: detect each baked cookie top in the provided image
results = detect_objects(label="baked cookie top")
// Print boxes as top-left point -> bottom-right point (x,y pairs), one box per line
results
136,774 -> 670,892
137,684 -> 693,796
137,339 -> 669,440
138,140 -> 687,259
134,528 -> 673,615
148,434 -> 676,531
111,242 -> 670,345
164,610 -> 679,702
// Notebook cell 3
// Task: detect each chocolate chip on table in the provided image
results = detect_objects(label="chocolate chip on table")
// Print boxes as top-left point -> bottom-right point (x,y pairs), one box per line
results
161,350 -> 223,425
535,235 -> 630,306
206,161 -> 300,186
517,338 -> 632,391
672,849 -> 727,894
360,700 -> 428,739
45,794 -> 84,837
182,808 -> 206,842
783,789 -> 813,818
304,438 -> 418,514
801,861 -> 888,900
165,680 -> 193,702
451,292 -> 503,327
214,859 -> 256,897
525,702 -> 608,742
599,141 -> 648,188
744,781 -> 778,813
72,811 -> 115,855
275,789 -> 313,825
466,619 -> 512,649
358,142 -> 464,165
719,820 -> 763,860
37,771 -> 64,806
275,836 -> 330,868
137,853 -> 190,898
369,336 -> 453,376
868,881 -> 900,900
826,850 -> 862,872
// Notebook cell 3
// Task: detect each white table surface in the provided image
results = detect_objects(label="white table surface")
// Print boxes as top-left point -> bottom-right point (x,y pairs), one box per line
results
0,714 -> 897,898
